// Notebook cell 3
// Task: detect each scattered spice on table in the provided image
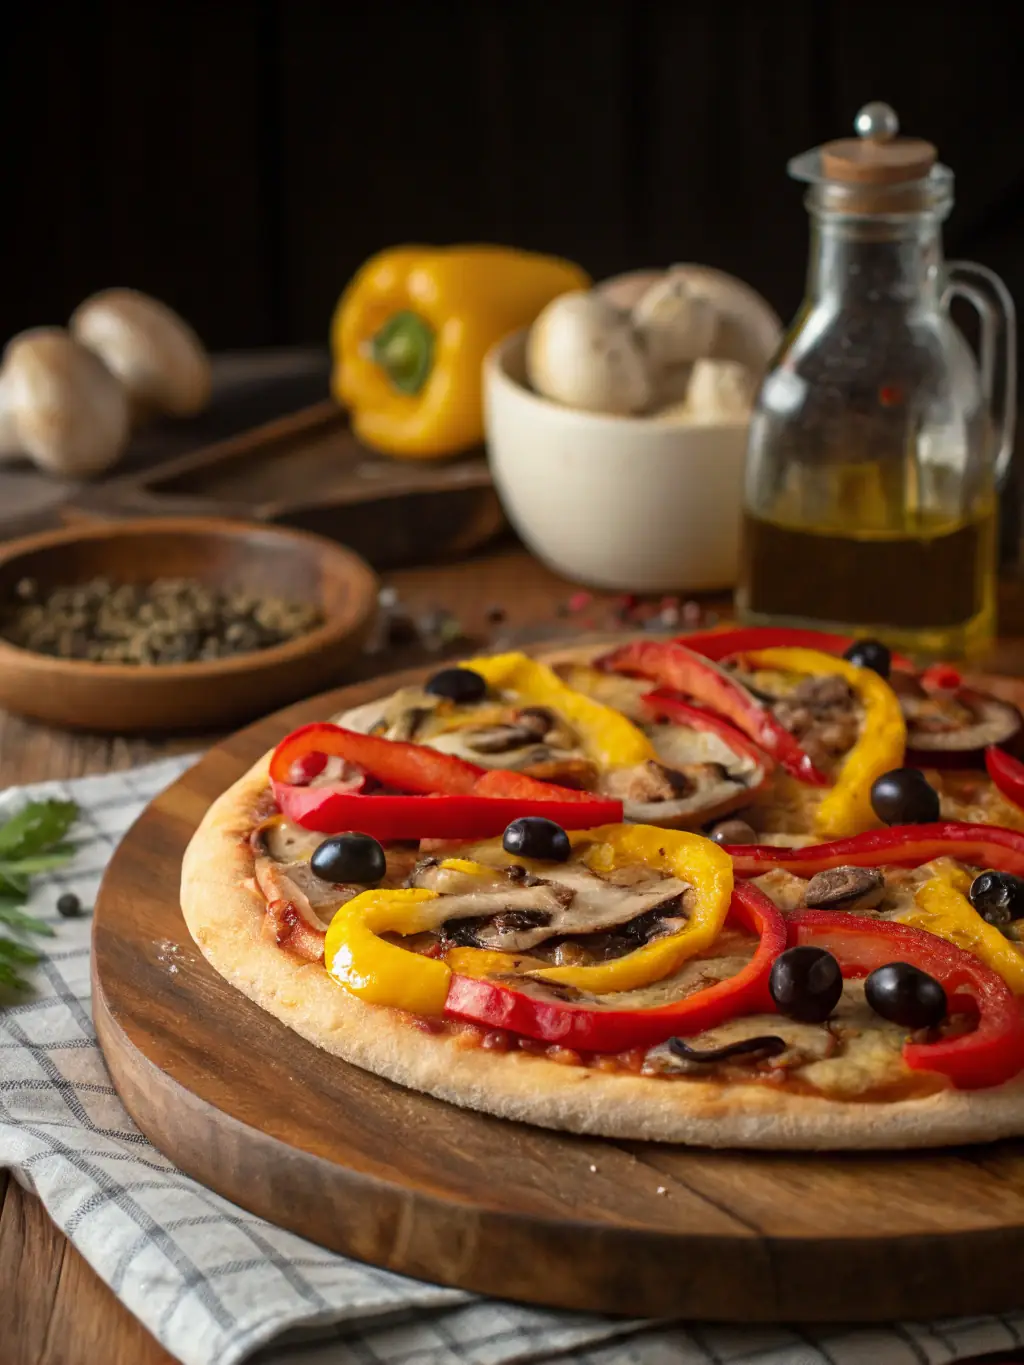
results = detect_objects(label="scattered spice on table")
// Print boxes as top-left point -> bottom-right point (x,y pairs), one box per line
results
2,577 -> 323,665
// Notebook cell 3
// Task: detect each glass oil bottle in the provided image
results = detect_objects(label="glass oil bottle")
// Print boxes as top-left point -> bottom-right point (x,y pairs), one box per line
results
737,102 -> 1016,660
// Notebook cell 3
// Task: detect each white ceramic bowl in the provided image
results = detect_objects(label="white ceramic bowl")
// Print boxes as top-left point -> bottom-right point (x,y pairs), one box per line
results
484,328 -> 770,593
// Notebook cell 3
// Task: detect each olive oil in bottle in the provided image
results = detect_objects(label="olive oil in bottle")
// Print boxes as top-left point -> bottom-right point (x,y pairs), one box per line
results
737,505 -> 997,659
737,103 -> 1016,662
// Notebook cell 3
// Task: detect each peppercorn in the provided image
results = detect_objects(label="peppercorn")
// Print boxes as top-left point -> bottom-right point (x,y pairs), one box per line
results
57,892 -> 83,917
1,577 -> 323,666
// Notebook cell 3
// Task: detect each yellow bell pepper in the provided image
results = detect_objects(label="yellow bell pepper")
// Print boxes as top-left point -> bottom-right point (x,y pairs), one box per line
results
325,887 -> 450,1015
745,647 -> 906,839
331,244 -> 589,459
323,825 -> 733,1012
895,876 -> 1024,994
462,651 -> 655,769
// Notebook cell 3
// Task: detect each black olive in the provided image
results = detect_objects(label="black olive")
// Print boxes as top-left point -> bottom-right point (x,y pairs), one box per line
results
502,816 -> 571,862
769,945 -> 844,1023
56,892 -> 83,918
870,768 -> 940,826
969,869 -> 1024,928
310,833 -> 387,885
864,961 -> 947,1029
424,667 -> 487,704
842,638 -> 892,678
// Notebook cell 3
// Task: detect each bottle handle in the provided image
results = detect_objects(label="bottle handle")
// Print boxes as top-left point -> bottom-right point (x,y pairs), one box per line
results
944,260 -> 1017,486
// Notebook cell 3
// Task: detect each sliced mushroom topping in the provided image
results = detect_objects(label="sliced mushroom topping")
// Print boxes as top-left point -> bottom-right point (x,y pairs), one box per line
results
421,863 -> 691,952
904,689 -> 1022,755
435,883 -> 572,950
253,817 -> 324,863
462,723 -> 548,755
642,1012 -> 836,1075
802,865 -> 885,910
333,688 -> 441,739
667,1036 -> 788,1066
603,760 -> 692,804
603,759 -> 751,830
386,705 -> 432,742
254,855 -> 355,929
772,675 -> 861,769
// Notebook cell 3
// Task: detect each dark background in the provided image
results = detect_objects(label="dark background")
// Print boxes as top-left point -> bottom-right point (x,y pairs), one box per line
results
4,0 -> 1024,355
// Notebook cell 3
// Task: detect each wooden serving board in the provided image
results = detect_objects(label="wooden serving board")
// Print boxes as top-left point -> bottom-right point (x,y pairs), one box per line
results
93,657 -> 1024,1324
65,400 -> 504,571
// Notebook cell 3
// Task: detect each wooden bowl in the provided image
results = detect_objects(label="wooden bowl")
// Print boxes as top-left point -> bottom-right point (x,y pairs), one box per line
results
0,517 -> 379,733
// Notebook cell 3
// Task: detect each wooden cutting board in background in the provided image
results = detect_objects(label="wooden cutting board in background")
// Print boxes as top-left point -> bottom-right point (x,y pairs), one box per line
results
0,350 -> 505,571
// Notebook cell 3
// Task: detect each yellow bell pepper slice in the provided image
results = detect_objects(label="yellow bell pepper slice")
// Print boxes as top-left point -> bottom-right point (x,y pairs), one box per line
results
446,823 -> 734,994
331,244 -> 589,459
895,877 -> 1024,994
744,646 -> 906,839
323,824 -> 733,1012
461,651 -> 655,769
324,888 -> 450,1015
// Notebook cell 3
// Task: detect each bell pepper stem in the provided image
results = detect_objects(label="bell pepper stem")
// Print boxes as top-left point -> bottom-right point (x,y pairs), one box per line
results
371,310 -> 435,395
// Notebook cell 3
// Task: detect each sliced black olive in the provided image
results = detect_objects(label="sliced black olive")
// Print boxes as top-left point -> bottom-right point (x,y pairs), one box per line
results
969,870 -> 1024,928
870,767 -> 940,825
864,961 -> 947,1029
769,945 -> 844,1023
707,818 -> 758,846
424,667 -> 487,704
668,1035 -> 788,1065
502,816 -> 571,862
842,638 -> 892,678
310,833 -> 387,885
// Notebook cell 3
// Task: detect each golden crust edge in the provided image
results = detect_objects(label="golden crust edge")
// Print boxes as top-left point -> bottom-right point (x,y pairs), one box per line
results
178,747 -> 1024,1151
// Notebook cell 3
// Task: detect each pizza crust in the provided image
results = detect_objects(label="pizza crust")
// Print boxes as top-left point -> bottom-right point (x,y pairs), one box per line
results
180,751 -> 1024,1151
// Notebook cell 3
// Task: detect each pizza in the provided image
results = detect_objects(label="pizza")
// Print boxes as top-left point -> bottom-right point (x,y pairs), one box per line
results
181,626 -> 1024,1150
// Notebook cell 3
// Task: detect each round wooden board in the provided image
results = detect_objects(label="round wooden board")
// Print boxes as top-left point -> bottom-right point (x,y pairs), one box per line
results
93,650 -> 1024,1324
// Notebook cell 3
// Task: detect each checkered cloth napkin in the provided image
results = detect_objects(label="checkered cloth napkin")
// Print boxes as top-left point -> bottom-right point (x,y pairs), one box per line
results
3,758 -> 1024,1365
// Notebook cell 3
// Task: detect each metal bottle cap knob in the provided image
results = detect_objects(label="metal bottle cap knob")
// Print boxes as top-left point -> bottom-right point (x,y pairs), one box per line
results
855,102 -> 900,144
819,102 -> 936,187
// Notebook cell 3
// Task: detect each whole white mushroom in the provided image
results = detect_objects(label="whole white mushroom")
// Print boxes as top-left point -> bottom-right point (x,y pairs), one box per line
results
0,328 -> 131,477
631,269 -> 719,371
70,287 -> 212,421
525,291 -> 652,415
685,359 -> 757,421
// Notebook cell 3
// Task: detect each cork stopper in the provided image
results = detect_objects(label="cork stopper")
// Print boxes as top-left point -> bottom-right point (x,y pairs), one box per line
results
820,102 -> 937,186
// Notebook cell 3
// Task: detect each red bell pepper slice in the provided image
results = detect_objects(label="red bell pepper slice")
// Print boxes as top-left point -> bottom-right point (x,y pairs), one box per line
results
443,882 -> 787,1051
471,769 -> 610,802
674,626 -> 913,670
787,910 -> 1024,1090
273,791 -> 624,842
268,723 -> 623,839
269,723 -> 485,795
600,639 -> 829,786
641,689 -> 776,775
727,822 -> 1024,879
985,747 -> 1024,811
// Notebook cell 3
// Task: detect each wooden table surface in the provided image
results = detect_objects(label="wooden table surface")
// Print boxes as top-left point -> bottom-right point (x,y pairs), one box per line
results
5,544 -> 1024,1364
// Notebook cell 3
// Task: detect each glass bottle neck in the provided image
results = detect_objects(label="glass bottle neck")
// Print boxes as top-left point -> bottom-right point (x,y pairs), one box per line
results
806,213 -> 945,308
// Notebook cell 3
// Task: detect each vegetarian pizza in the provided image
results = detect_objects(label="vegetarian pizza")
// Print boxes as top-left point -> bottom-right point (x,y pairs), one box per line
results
181,627 -> 1024,1149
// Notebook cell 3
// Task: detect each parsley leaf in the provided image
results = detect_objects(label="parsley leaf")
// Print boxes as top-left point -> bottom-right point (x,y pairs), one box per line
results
0,799 -> 79,993
0,800 -> 78,861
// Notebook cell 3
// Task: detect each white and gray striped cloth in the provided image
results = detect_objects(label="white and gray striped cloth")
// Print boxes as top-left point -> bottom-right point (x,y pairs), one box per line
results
2,756 -> 1023,1365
